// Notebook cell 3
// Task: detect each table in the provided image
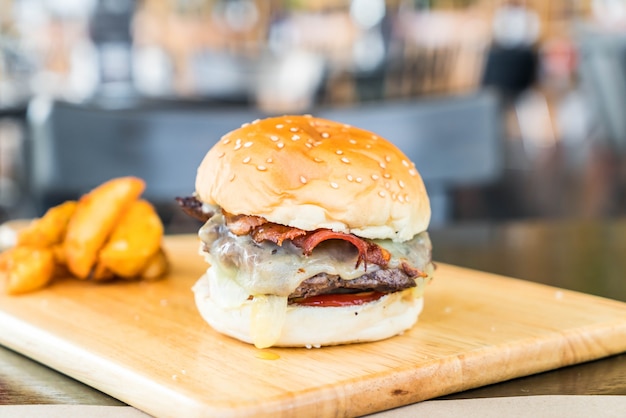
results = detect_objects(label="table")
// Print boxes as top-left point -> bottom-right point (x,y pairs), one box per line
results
431,218 -> 626,400
1,218 -> 626,410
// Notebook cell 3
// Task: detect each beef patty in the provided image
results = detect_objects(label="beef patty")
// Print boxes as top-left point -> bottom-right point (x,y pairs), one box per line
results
289,269 -> 416,301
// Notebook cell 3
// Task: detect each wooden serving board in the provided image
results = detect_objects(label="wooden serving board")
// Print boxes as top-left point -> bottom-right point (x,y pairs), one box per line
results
1,235 -> 626,417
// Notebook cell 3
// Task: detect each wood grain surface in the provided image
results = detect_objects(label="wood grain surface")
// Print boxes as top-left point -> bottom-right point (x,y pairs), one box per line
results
1,235 -> 626,418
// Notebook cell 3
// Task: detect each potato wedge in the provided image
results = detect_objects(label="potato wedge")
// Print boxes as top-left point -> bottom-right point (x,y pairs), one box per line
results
64,177 -> 145,279
98,199 -> 164,278
0,247 -> 56,295
139,248 -> 169,281
90,261 -> 115,281
17,201 -> 77,248
51,243 -> 66,265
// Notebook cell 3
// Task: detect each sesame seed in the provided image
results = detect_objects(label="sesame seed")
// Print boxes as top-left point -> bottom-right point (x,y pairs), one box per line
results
276,124 -> 284,129
385,182 -> 390,189
270,135 -> 279,142
314,157 -> 324,163
385,155 -> 391,163
405,194 -> 411,202
292,134 -> 300,141
398,180 -> 405,188
347,174 -> 354,182
349,139 -> 357,145
241,122 -> 250,128
341,157 -> 350,164
266,158 -> 273,163
300,176 -> 307,184
356,177 -> 363,183
277,142 -> 285,149
235,138 -> 242,144
409,169 -> 417,176
383,173 -> 391,179
365,144 -> 372,149
398,195 -> 405,203
229,174 -> 236,182
234,144 -> 242,150
252,119 -> 260,124
244,141 -> 253,148
305,143 -> 312,148
371,174 -> 380,180
343,124 -> 352,128
402,160 -> 410,167
371,135 -> 378,140
336,150 -> 343,155
330,182 -> 339,189
222,138 -> 231,145
242,156 -> 251,164
321,132 -> 330,138
218,151 -> 225,158
379,162 -> 387,169
257,165 -> 267,171
378,191 -> 386,198
290,127 -> 298,132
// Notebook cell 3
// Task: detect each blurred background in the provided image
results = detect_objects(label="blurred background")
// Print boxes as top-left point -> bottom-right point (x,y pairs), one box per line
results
2,0 -> 626,233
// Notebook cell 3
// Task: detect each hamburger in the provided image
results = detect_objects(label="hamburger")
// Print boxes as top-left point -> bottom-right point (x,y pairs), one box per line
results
177,115 -> 434,348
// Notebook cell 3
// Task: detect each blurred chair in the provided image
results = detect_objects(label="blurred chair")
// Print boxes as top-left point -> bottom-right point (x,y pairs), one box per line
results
318,90 -> 503,226
26,98 -> 261,232
26,91 -> 502,230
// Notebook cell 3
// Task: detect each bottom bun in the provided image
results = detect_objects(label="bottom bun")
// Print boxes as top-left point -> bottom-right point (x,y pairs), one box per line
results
192,270 -> 424,348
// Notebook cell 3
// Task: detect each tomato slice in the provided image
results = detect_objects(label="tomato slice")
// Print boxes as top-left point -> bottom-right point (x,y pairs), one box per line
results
290,291 -> 385,307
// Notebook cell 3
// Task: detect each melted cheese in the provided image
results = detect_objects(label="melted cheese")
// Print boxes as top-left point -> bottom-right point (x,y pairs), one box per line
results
199,213 -> 433,297
250,295 -> 287,348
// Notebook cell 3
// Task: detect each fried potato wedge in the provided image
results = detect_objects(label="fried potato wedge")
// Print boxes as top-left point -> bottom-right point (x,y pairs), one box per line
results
0,247 -> 55,295
139,248 -> 169,281
17,201 -> 77,248
90,261 -> 115,281
98,199 -> 164,278
64,177 -> 145,279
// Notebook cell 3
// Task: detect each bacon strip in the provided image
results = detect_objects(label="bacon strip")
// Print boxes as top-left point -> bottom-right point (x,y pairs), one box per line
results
223,212 -> 391,270
292,229 -> 390,270
224,212 -> 267,235
251,223 -> 307,246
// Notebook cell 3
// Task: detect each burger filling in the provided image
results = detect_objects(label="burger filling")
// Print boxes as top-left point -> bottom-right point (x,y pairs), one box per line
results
180,196 -> 433,348
191,207 -> 433,306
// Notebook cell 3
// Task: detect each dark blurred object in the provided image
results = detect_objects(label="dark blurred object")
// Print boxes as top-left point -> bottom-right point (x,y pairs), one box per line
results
88,0 -> 136,101
318,90 -> 503,226
26,98 -> 261,233
481,1 -> 540,99
481,45 -> 539,98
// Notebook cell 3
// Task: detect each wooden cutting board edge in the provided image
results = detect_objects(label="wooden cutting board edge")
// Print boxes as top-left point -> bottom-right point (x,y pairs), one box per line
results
3,233 -> 626,417
316,319 -> 626,418
2,296 -> 626,418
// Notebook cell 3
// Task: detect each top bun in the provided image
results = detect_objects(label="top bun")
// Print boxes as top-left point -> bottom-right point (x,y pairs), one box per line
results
195,115 -> 430,242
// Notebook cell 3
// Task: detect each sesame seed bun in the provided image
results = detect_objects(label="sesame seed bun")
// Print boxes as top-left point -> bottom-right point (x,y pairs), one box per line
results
195,115 -> 430,241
